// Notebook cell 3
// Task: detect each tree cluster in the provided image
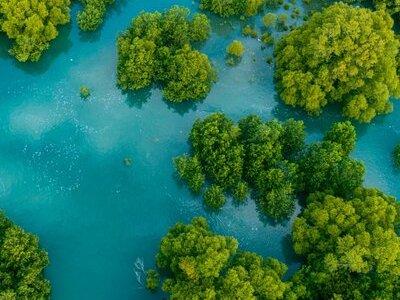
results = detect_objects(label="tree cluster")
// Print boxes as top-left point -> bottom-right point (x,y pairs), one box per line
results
0,0 -> 71,62
275,3 -> 400,122
166,114 -> 400,299
155,217 -> 291,298
199,0 -> 266,18
117,6 -> 216,103
299,121 -> 364,199
152,185 -> 400,299
0,212 -> 50,299
292,188 -> 400,299
77,0 -> 114,31
175,113 -> 364,220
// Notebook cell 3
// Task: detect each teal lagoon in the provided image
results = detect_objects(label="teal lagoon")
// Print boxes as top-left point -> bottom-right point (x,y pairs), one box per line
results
0,1 -> 399,299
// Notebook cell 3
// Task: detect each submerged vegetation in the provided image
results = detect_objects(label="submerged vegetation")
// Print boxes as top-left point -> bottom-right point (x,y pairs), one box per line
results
80,86 -> 91,99
175,113 -> 364,220
0,212 -> 50,298
77,0 -> 114,31
275,3 -> 400,122
199,0 -> 266,17
242,25 -> 258,37
0,0 -> 70,62
116,6 -> 216,103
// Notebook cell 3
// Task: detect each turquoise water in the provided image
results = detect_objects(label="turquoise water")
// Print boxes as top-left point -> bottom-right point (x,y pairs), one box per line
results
0,1 -> 399,299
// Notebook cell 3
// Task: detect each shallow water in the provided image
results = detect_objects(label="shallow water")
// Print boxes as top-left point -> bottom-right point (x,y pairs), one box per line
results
0,1 -> 398,299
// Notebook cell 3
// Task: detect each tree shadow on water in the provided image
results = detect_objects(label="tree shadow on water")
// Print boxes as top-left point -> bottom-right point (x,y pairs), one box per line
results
272,96 -> 345,136
0,34 -> 12,60
281,234 -> 303,277
125,88 -> 152,109
79,29 -> 102,43
111,0 -> 129,14
164,98 -> 201,116
256,205 -> 293,228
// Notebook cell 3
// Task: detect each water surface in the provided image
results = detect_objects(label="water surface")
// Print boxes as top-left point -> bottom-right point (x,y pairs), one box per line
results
0,1 -> 398,299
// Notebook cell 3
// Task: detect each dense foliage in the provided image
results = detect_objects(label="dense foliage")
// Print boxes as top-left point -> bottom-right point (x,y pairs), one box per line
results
156,217 -> 291,299
204,185 -> 226,209
175,113 -> 363,220
0,0 -> 70,62
199,0 -> 265,17
152,189 -> 400,299
239,116 -> 304,219
189,113 -> 244,191
117,6 -> 216,102
226,40 -> 245,58
292,188 -> 400,299
158,112 -> 400,299
174,155 -> 205,194
275,3 -> 400,122
77,0 -> 114,31
0,212 -> 50,298
145,269 -> 159,291
299,121 -> 364,199
373,0 -> 400,15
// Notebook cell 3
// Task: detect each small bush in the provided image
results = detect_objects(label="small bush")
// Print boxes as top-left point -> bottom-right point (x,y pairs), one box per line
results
204,185 -> 226,209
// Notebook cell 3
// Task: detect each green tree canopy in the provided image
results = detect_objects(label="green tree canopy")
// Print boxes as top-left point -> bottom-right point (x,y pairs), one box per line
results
204,184 -> 226,209
174,155 -> 205,194
0,212 -> 50,298
77,0 -> 114,31
163,45 -> 215,102
374,0 -> 400,14
275,3 -> 400,122
263,12 -> 276,27
177,114 -> 299,219
299,140 -> 365,198
175,114 -> 364,220
0,0 -> 71,62
323,120 -> 356,155
190,113 -> 244,190
117,6 -> 215,103
239,116 -> 304,219
226,40 -> 245,58
156,217 -> 291,299
292,188 -> 400,299
145,269 -> 159,291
